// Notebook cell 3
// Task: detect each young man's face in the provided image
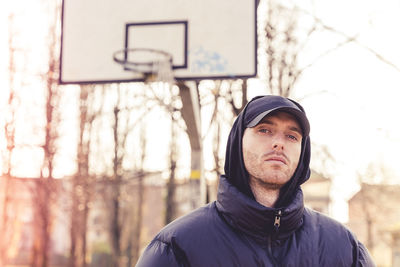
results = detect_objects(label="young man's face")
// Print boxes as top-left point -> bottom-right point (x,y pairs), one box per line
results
242,111 -> 303,190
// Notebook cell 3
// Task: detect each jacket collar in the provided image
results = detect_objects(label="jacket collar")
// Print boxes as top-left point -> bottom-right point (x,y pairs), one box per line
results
216,176 -> 304,242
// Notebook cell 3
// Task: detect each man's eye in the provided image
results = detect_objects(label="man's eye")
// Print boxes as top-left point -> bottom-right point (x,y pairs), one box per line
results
258,129 -> 270,133
287,134 -> 298,141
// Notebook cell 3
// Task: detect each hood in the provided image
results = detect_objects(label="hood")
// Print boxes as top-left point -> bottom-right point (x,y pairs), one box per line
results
223,95 -> 311,208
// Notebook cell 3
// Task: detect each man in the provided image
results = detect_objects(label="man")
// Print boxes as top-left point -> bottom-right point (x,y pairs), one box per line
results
136,95 -> 375,266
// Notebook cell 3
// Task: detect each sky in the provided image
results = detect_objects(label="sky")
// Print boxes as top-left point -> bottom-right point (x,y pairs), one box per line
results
1,0 -> 400,222
289,0 -> 400,220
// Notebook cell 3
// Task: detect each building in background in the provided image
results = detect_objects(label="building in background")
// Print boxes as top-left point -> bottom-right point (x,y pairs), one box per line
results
347,183 -> 400,267
302,170 -> 332,215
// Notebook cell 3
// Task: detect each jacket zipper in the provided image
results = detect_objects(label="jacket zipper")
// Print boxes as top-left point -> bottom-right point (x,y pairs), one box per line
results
267,210 -> 282,266
274,210 -> 282,233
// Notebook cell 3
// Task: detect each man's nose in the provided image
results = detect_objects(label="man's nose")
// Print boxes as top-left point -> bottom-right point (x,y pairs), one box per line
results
272,135 -> 284,150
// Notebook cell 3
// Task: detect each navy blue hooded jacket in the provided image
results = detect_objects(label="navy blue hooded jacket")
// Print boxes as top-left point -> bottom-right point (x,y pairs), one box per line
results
136,95 -> 375,267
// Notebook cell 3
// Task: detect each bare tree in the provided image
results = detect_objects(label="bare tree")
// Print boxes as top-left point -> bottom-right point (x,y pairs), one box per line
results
165,111 -> 179,224
105,84 -> 155,267
69,84 -> 100,267
262,0 -> 321,97
0,13 -> 18,267
126,124 -> 147,265
108,86 -> 125,267
30,0 -> 62,266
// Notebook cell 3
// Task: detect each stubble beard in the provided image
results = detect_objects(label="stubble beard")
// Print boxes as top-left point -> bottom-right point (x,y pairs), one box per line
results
244,150 -> 294,191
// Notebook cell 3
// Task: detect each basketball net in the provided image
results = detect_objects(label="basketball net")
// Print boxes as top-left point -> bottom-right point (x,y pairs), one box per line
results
149,55 -> 175,85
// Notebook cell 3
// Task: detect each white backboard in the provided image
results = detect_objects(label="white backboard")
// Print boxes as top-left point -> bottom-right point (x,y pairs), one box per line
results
60,0 -> 258,84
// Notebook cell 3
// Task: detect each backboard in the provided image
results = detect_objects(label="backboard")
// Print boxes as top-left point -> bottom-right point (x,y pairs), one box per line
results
60,0 -> 258,84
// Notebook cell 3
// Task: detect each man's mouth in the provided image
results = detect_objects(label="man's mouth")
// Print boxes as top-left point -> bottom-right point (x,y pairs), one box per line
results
265,155 -> 287,165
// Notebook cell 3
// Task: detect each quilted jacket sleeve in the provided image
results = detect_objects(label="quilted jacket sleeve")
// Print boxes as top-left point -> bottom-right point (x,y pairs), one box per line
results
356,241 -> 376,267
135,238 -> 187,267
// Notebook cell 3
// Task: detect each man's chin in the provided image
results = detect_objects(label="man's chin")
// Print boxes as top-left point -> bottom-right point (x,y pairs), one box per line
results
253,176 -> 289,190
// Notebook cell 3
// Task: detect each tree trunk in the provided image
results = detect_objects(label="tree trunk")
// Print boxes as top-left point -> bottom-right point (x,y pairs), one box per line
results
0,13 -> 17,267
109,103 -> 123,267
31,1 -> 61,265
131,171 -> 145,264
31,178 -> 52,267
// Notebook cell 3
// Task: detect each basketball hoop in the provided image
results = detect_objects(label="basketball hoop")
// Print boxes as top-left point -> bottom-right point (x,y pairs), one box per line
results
113,48 -> 174,83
